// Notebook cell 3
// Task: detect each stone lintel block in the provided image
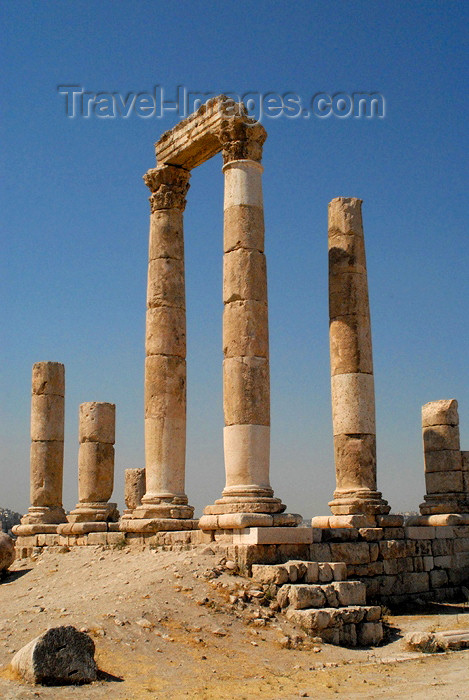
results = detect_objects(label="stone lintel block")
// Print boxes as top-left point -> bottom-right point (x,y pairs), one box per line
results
78,442 -> 114,503
223,159 -> 264,209
223,248 -> 267,303
155,96 -> 266,169
333,433 -> 377,491
79,402 -> 115,444
423,425 -> 461,452
329,271 -> 370,319
147,258 -> 185,309
223,357 -> 269,425
144,355 -> 186,418
422,399 -> 459,427
30,395 -> 64,442
223,301 -> 268,358
223,424 -> 271,491
328,197 -> 364,238
32,362 -> 65,396
149,209 -> 184,261
331,373 -> 375,435
145,307 -> 186,357
425,470 -> 464,494
328,229 -> 366,274
329,315 -> 373,376
224,204 -> 264,253
124,468 -> 146,510
231,526 -> 313,544
29,441 -> 64,506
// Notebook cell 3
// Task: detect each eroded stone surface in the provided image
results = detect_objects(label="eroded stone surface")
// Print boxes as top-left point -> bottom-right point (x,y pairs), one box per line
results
0,532 -> 15,571
11,626 -> 97,685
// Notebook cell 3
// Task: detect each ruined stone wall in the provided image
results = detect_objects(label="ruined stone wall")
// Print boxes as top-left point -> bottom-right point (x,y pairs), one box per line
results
14,524 -> 469,607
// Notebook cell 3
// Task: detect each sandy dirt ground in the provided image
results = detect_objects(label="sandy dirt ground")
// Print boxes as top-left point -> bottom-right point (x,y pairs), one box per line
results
1,544 -> 468,699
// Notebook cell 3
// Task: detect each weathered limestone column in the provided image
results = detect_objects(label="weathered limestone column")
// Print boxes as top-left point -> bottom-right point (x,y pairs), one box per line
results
127,164 -> 194,521
420,399 -> 468,514
21,362 -> 67,525
123,468 -> 146,515
67,402 -> 119,523
328,198 -> 390,516
201,122 -> 290,525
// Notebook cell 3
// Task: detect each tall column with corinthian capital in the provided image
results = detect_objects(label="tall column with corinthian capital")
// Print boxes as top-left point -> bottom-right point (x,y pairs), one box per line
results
127,164 -> 194,521
200,122 -> 298,529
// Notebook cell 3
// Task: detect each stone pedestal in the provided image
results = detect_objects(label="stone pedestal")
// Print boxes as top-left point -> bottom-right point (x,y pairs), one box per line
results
123,164 -> 194,525
420,399 -> 468,515
327,198 -> 389,516
20,362 -> 67,526
68,402 -> 119,523
200,124 -> 293,530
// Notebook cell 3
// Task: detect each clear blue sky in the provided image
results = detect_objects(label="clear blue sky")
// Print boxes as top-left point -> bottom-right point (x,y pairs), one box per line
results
1,0 -> 467,517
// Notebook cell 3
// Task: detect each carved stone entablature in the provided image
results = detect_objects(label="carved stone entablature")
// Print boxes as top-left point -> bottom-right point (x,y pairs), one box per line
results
214,119 -> 267,165
143,164 -> 191,212
154,95 -> 267,170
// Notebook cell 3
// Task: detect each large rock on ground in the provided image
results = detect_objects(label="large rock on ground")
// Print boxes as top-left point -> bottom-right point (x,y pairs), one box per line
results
11,626 -> 97,684
0,532 -> 15,571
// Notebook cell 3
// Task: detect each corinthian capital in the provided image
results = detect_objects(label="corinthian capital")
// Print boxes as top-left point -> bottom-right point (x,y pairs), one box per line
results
214,119 -> 267,165
143,165 -> 191,212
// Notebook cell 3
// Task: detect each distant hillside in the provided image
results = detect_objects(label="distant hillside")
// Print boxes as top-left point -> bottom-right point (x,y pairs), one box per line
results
0,508 -> 21,535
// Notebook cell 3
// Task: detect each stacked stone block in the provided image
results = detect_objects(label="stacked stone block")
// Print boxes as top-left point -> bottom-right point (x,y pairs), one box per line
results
250,559 -> 383,646
420,399 -> 468,515
67,402 -> 118,523
20,362 -> 67,526
327,198 -> 389,517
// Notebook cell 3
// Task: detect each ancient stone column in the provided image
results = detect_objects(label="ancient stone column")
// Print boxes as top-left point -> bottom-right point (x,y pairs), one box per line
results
68,402 -> 119,523
21,362 -> 67,525
420,399 -> 468,514
123,468 -> 146,515
328,198 -> 389,516
128,164 -> 194,520
202,122 -> 286,520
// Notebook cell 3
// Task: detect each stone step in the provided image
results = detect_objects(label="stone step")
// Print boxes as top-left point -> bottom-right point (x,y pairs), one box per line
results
286,605 -> 383,647
278,581 -> 367,610
251,560 -> 347,585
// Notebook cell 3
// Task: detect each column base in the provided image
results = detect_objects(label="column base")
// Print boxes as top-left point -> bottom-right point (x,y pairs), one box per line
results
329,490 -> 390,516
203,494 -> 286,516
419,493 -> 469,516
121,501 -> 194,520
20,506 -> 67,525
119,518 -> 199,533
67,502 -> 119,523
199,512 -> 302,530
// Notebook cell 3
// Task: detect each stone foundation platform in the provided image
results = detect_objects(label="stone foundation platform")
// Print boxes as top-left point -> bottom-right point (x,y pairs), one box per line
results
13,518 -> 469,608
